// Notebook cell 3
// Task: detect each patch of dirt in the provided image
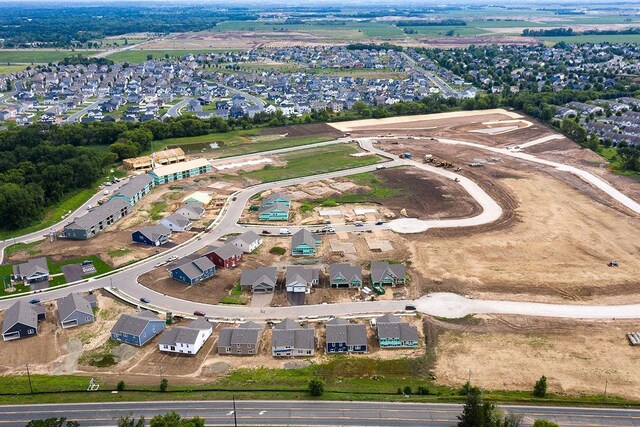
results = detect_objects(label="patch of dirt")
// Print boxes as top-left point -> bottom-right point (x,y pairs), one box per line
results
260,123 -> 343,138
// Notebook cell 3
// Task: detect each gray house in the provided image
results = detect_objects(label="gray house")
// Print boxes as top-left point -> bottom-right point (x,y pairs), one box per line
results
217,321 -> 264,355
329,263 -> 362,288
240,267 -> 278,293
56,293 -> 97,329
63,198 -> 131,240
376,314 -> 419,348
13,257 -> 49,285
176,202 -> 205,220
370,262 -> 406,287
325,318 -> 368,354
285,267 -> 319,293
272,318 -> 315,357
110,310 -> 166,346
159,212 -> 193,232
110,174 -> 154,206
2,300 -> 45,341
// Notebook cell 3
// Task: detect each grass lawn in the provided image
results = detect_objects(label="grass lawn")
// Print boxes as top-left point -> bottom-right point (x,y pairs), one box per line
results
240,145 -> 380,183
148,201 -> 168,221
107,49 -> 236,63
107,248 -> 133,258
541,34 -> 640,44
0,50 -> 103,64
48,255 -> 112,276
0,263 -> 30,297
219,283 -> 247,305
599,147 -> 640,179
4,240 -> 45,258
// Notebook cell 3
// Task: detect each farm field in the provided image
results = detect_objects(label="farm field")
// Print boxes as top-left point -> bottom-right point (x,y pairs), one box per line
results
0,65 -> 27,75
106,49 -> 236,63
0,50 -> 102,64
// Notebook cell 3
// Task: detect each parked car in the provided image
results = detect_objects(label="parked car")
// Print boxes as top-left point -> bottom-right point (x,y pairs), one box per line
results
354,222 -> 364,227
375,220 -> 384,225
262,230 -> 272,235
608,261 -> 619,267
405,304 -> 416,311
168,255 -> 179,262
103,190 -> 109,195
140,297 -> 150,304
28,299 -> 40,304
193,310 -> 206,317
279,228 -> 291,235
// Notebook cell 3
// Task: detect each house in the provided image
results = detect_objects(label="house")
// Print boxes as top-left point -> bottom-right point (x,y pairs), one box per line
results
12,257 -> 49,285
57,292 -> 97,329
131,224 -> 172,246
291,229 -> 320,256
110,174 -> 154,206
123,156 -> 153,171
370,262 -> 406,287
240,267 -> 277,293
329,264 -> 362,288
258,203 -> 290,221
110,310 -> 166,346
262,192 -> 292,208
272,318 -> 315,357
375,314 -> 419,348
182,191 -> 213,206
158,318 -> 214,355
62,198 -> 130,240
217,321 -> 264,355
204,243 -> 243,269
148,158 -> 212,185
170,256 -> 216,285
285,267 -> 319,293
159,213 -> 193,232
230,230 -> 263,253
175,202 -> 205,220
2,300 -> 45,341
325,318 -> 368,353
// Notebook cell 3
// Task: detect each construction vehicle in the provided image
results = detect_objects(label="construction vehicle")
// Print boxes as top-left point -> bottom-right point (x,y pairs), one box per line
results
469,162 -> 483,167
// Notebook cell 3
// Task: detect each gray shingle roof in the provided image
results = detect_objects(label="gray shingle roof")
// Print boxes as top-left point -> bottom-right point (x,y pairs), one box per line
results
171,256 -> 215,281
232,230 -> 261,246
13,257 -> 49,278
67,198 -> 130,230
135,224 -> 171,242
263,192 -> 291,205
179,202 -> 205,216
258,202 -> 290,214
218,321 -> 263,346
208,242 -> 243,259
158,318 -> 213,346
272,318 -> 314,350
329,263 -> 362,282
2,300 -> 38,334
292,229 -> 316,248
240,267 -> 277,289
376,314 -> 419,342
285,267 -> 319,286
370,262 -> 406,283
56,293 -> 93,321
162,213 -> 192,228
114,174 -> 153,199
325,318 -> 367,346
110,310 -> 161,336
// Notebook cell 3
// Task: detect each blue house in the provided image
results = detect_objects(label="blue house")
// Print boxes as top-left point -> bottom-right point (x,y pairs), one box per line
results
325,318 -> 367,354
262,192 -> 291,208
170,256 -> 216,285
291,229 -> 320,256
258,203 -> 290,221
131,224 -> 172,246
110,310 -> 165,346
110,174 -> 154,206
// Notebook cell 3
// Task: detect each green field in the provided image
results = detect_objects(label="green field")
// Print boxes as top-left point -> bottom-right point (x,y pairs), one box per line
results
4,240 -> 45,259
541,34 -> 640,45
599,147 -> 640,179
0,50 -> 103,64
0,64 -> 27,75
240,145 -> 380,183
107,49 -> 238,63
48,255 -> 112,276
404,25 -> 491,37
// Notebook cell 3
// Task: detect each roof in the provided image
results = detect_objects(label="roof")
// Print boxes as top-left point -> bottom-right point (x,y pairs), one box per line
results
56,293 -> 93,321
376,314 -> 419,342
2,300 -> 38,334
182,191 -> 213,205
151,158 -> 210,177
258,202 -> 289,214
159,327 -> 199,346
263,192 -> 291,204
110,310 -> 162,336
329,264 -> 362,282
188,318 -> 215,331
66,198 -> 130,231
240,267 -> 277,288
162,213 -> 192,227
272,319 -> 314,350
208,242 -> 243,259
325,318 -> 367,346
171,256 -> 216,281
232,230 -> 261,246
153,147 -> 185,161
285,267 -> 319,285
370,262 -> 406,283
292,229 -> 317,249
114,174 -> 154,199
134,224 -> 171,241
178,202 -> 205,216
13,257 -> 49,278
218,322 -> 263,346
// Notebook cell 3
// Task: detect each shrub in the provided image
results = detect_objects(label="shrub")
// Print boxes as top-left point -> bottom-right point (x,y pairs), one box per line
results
403,385 -> 412,395
532,420 -> 559,427
459,381 -> 472,396
320,198 -> 337,207
417,385 -> 429,395
160,378 -> 168,392
116,380 -> 125,391
309,379 -> 324,396
269,246 -> 286,255
533,375 -> 547,398
397,387 -> 403,395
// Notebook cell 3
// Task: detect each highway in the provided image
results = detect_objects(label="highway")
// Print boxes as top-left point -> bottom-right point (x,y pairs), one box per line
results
1,400 -> 639,426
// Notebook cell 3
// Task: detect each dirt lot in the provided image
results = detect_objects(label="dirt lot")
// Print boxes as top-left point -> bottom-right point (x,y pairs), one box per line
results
431,315 -> 640,399
260,123 -> 343,138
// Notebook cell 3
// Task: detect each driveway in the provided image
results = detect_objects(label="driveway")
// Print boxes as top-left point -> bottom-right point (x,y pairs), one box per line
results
249,292 -> 273,308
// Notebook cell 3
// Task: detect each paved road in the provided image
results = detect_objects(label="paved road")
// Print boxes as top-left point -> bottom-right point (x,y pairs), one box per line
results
219,83 -> 266,108
402,52 -> 459,98
65,98 -> 103,124
1,400 -> 639,427
165,98 -> 192,118
0,81 -> 21,108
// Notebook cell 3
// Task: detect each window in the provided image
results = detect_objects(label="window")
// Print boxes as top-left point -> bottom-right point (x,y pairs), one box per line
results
28,329 -> 35,334
226,347 -> 231,352
170,346 -> 175,351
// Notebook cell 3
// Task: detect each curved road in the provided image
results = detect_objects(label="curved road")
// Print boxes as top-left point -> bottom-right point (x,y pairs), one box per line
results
165,97 -> 192,118
0,400 -> 638,427
65,98 -> 104,124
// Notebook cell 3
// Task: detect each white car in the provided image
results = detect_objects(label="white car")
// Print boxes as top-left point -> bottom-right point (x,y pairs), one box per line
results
168,255 -> 179,262
103,190 -> 110,195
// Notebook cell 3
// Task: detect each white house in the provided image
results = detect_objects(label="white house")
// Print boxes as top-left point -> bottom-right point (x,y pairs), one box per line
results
159,213 -> 193,232
176,202 -> 205,220
285,267 -> 319,294
231,230 -> 263,253
158,318 -> 213,355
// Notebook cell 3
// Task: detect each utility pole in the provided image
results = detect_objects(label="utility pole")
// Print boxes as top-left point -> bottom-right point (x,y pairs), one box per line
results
26,364 -> 33,394
604,379 -> 608,400
468,369 -> 472,385
232,395 -> 238,427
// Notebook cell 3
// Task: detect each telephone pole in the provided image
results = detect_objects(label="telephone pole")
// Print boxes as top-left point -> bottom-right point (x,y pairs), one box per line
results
232,395 -> 238,427
26,364 -> 33,394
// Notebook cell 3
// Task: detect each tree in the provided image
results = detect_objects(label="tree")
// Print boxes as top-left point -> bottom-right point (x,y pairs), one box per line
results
308,379 -> 324,396
561,119 -> 587,145
533,375 -> 547,398
457,386 -> 499,427
160,378 -> 168,392
149,412 -> 204,427
532,420 -> 559,427
116,380 -> 125,391
117,415 -> 146,427
617,147 -> 639,171
27,419 -> 79,427
403,385 -> 412,395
